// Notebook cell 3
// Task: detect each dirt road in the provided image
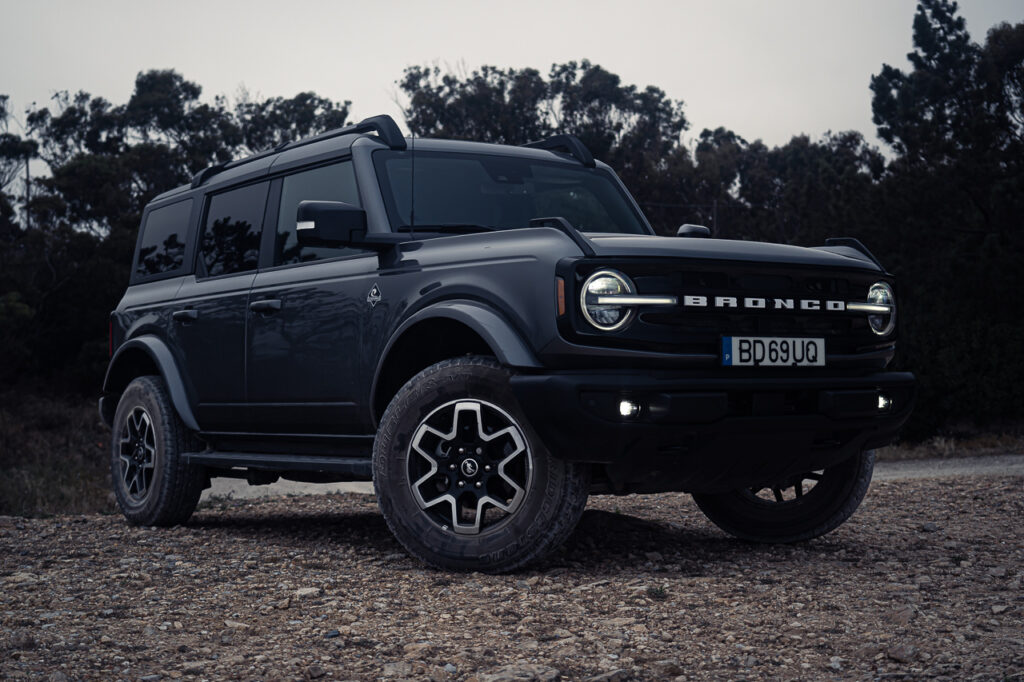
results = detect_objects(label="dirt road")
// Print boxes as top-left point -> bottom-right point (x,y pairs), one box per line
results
2,458 -> 1022,681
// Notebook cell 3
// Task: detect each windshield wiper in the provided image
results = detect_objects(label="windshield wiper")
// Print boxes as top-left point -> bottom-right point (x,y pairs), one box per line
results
397,224 -> 499,234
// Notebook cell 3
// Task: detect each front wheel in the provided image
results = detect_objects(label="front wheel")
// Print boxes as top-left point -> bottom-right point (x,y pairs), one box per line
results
373,357 -> 589,572
692,449 -> 875,543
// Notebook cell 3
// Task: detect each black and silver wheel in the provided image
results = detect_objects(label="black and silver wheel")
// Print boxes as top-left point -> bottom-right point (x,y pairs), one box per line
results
373,357 -> 589,572
692,450 -> 876,543
111,376 -> 205,526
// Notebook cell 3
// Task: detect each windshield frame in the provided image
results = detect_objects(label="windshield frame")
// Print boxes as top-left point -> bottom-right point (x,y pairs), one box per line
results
371,147 -> 654,237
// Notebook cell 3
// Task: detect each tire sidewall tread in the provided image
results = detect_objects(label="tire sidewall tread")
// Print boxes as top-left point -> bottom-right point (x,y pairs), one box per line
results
373,356 -> 589,573
111,375 -> 203,527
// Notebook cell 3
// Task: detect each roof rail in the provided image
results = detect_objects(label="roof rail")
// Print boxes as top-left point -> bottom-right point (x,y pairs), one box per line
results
522,134 -> 595,167
190,114 -> 407,189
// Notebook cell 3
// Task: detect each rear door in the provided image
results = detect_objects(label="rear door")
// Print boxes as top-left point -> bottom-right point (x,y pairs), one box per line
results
171,181 -> 269,430
246,159 -> 381,434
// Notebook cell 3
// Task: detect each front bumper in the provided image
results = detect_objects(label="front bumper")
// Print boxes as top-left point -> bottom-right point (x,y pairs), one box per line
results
510,370 -> 915,494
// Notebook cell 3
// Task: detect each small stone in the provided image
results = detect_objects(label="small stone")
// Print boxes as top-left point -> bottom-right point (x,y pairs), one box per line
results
275,598 -> 291,609
888,605 -> 915,626
742,655 -> 758,667
7,572 -> 40,585
991,604 -> 1010,615
645,551 -> 664,562
828,656 -> 843,670
140,675 -> 162,682
444,663 -> 458,674
306,664 -> 326,679
583,670 -> 627,682
143,625 -> 158,636
480,664 -> 561,682
651,659 -> 682,676
887,644 -> 917,663
403,641 -> 433,657
324,629 -> 340,639
989,567 -> 1008,578
48,673 -> 70,682
295,587 -> 321,599
11,630 -> 36,650
920,522 -> 939,532
382,661 -> 413,678
224,620 -> 249,630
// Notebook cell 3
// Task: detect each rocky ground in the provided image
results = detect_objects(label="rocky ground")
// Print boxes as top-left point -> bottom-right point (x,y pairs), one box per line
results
2,475 -> 1022,681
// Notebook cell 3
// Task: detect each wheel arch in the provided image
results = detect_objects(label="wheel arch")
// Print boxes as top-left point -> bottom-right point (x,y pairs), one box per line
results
102,336 -> 200,431
370,301 -> 542,425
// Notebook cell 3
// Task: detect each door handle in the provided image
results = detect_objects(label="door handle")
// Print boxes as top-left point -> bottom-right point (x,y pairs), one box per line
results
172,309 -> 199,322
249,299 -> 283,314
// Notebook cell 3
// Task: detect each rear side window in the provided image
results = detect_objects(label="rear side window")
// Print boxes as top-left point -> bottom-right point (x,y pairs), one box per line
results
135,199 -> 192,278
275,161 -> 361,265
200,182 -> 269,277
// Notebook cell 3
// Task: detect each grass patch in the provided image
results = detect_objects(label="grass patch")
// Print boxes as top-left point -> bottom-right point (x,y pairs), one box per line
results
0,389 -> 113,517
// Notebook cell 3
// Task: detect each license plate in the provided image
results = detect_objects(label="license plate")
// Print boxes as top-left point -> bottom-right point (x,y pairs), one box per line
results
722,337 -> 825,367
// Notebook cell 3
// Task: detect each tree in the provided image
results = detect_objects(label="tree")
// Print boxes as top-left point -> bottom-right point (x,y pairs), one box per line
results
1,70 -> 354,392
399,61 -> 688,232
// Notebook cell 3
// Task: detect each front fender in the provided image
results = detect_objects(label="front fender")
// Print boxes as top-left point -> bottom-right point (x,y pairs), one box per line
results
102,336 -> 200,431
370,300 -> 542,414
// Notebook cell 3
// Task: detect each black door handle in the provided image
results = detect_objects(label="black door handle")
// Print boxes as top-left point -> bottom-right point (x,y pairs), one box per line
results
249,299 -> 282,314
172,309 -> 199,322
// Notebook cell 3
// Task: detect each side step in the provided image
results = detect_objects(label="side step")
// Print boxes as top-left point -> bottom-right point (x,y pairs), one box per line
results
183,451 -> 373,479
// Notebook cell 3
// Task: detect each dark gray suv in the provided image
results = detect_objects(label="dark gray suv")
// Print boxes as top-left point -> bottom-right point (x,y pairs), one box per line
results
101,115 -> 915,571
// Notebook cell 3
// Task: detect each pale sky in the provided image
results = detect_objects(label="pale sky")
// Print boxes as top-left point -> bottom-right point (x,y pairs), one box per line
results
1,0 -> 1021,151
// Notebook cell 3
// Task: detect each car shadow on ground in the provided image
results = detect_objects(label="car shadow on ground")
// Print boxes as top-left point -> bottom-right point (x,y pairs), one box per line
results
185,503 -> 867,576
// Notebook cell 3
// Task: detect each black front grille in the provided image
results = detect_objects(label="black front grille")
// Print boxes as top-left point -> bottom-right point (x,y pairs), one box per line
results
568,259 -> 892,357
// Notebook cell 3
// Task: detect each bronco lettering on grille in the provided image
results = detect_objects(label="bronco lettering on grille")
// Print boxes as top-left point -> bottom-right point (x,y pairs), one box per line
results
683,295 -> 846,311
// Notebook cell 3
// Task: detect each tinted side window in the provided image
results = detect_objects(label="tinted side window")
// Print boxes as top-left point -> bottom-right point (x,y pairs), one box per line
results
276,161 -> 361,265
200,182 -> 269,277
135,199 -> 192,278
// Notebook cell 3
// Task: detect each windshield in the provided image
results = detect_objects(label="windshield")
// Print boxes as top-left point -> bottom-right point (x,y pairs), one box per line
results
372,150 -> 650,235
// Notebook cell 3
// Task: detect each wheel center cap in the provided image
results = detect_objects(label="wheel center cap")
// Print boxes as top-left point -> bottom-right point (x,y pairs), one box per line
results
460,458 -> 480,477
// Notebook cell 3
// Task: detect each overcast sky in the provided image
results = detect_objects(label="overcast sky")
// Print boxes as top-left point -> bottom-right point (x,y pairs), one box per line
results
1,0 -> 1021,151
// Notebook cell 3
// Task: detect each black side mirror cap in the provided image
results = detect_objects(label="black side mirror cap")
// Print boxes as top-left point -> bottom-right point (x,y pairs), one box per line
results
296,200 -> 367,247
677,224 -> 711,238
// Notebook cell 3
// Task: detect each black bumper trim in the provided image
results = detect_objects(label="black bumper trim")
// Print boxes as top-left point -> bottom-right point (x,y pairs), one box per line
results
510,370 -> 915,494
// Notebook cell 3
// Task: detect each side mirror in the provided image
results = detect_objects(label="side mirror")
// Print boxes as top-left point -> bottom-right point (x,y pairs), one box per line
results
677,224 -> 711,238
296,200 -> 367,247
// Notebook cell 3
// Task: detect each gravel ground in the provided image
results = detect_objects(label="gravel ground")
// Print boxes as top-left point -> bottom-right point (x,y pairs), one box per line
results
2,475 -> 1022,681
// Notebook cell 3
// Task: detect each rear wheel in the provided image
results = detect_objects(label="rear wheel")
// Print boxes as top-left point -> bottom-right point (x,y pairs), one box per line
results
111,376 -> 204,526
692,450 -> 875,543
373,357 -> 589,572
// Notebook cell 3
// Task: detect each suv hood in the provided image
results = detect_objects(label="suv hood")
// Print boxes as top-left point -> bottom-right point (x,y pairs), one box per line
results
584,233 -> 882,272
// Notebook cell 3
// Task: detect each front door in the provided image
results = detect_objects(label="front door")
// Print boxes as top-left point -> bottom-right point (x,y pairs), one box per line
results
246,160 -> 381,434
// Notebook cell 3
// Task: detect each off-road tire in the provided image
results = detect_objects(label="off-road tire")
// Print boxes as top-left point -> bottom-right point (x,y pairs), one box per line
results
373,356 -> 589,572
692,450 -> 875,543
111,375 -> 205,526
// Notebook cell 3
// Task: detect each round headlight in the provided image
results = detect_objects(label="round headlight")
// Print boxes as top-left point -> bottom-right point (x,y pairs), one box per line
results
866,281 -> 896,336
581,270 -> 636,331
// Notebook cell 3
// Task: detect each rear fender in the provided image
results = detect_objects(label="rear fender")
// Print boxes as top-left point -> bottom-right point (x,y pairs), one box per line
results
102,336 -> 199,431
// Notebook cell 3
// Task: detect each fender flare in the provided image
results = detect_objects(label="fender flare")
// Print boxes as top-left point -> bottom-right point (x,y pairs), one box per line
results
370,300 -> 542,413
103,336 -> 200,431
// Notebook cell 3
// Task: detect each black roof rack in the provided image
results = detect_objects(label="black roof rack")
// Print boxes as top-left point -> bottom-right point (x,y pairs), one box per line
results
522,134 -> 595,167
190,114 -> 407,189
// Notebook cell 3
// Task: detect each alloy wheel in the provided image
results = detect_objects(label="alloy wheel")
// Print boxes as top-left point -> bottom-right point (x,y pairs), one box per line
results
118,406 -> 157,503
407,399 -> 533,535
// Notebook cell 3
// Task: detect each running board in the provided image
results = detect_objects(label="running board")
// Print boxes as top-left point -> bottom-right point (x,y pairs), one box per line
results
184,451 -> 372,478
